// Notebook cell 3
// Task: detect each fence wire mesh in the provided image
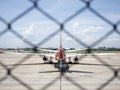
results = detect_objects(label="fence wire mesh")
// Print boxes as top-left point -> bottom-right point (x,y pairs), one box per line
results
0,0 -> 120,90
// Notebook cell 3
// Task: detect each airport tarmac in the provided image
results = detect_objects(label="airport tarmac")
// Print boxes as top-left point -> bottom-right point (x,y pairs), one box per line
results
0,53 -> 120,90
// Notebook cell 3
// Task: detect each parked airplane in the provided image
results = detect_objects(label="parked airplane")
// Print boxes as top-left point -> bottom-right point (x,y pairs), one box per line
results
38,32 -> 91,74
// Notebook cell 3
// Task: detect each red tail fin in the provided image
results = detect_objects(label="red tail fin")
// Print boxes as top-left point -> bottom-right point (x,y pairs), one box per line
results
60,30 -> 62,49
59,30 -> 64,59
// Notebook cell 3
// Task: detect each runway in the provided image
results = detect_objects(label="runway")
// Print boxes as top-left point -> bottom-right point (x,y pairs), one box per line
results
0,53 -> 120,90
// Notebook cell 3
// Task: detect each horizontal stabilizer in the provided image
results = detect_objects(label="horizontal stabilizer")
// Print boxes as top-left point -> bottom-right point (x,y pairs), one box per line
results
5,62 -> 55,66
69,70 -> 93,73
70,63 -> 120,66
39,70 -> 60,73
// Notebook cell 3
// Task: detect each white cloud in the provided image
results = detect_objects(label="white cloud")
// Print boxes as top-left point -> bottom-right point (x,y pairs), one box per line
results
22,24 -> 38,36
69,23 -> 104,42
19,21 -> 119,48
83,26 -> 104,33
106,34 -> 120,42
69,21 -> 104,35
72,22 -> 79,29
73,26 -> 104,35
63,21 -> 113,47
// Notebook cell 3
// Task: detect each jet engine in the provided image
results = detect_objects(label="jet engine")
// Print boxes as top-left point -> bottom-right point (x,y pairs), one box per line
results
74,56 -> 78,61
43,55 -> 48,61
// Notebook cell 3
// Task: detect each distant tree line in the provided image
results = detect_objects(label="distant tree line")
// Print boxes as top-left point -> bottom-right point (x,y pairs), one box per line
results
85,47 -> 120,54
97,47 -> 120,51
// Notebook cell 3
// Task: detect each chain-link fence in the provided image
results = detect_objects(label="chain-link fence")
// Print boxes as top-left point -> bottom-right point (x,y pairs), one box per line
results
0,0 -> 120,90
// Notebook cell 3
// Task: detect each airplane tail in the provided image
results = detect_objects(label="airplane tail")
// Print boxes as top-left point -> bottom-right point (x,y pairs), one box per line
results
60,30 -> 62,49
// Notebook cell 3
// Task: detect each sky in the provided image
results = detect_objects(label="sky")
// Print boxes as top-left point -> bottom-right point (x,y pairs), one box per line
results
0,0 -> 120,49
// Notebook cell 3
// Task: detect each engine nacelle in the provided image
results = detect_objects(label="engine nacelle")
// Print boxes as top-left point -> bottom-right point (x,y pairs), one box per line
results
74,56 -> 78,61
43,55 -> 48,61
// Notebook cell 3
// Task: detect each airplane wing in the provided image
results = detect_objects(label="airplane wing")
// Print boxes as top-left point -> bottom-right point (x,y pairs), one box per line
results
65,49 -> 84,53
40,53 -> 55,58
40,49 -> 58,53
65,50 -> 80,53
39,47 -> 117,63
40,48 -> 84,53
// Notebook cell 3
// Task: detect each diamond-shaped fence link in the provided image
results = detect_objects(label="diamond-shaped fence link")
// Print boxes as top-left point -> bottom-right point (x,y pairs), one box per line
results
0,0 -> 120,90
